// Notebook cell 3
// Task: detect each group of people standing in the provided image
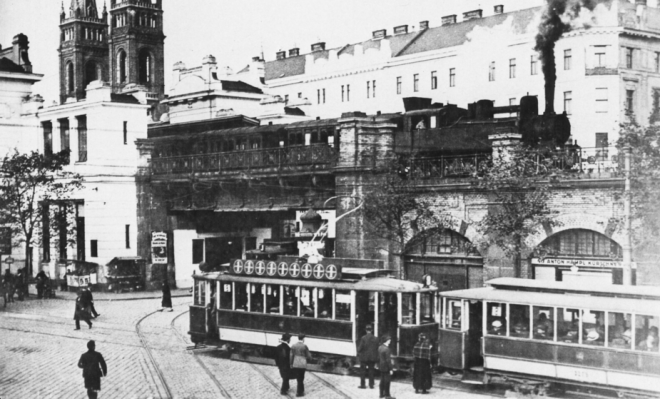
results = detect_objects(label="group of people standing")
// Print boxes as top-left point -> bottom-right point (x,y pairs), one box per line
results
2,268 -> 28,305
275,333 -> 313,397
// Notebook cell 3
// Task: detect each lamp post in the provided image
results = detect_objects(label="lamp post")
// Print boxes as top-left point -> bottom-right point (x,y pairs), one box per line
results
622,145 -> 633,286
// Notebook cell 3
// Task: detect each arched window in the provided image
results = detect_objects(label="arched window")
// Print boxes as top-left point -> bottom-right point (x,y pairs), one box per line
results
539,229 -> 621,258
66,62 -> 74,93
407,228 -> 478,256
138,49 -> 152,84
117,50 -> 127,83
84,61 -> 98,88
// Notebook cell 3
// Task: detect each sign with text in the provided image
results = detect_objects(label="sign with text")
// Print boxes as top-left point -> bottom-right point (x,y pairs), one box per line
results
531,258 -> 629,269
151,231 -> 168,264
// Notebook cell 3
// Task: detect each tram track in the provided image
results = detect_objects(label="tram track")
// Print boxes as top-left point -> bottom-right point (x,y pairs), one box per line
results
135,310 -> 174,399
308,371 -> 353,398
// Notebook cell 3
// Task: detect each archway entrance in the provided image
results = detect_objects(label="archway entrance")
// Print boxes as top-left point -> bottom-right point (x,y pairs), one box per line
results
404,228 -> 482,291
531,228 -> 629,284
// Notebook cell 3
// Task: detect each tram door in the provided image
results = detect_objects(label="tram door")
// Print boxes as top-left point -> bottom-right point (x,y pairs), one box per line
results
356,291 -> 375,340
466,301 -> 483,369
378,293 -> 398,352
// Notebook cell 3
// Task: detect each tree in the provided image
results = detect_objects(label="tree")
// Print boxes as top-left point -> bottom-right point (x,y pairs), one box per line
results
475,145 -> 562,278
361,157 -> 451,279
0,149 -> 83,275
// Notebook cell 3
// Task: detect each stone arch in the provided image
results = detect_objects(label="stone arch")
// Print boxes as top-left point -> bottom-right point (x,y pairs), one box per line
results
84,60 -> 98,88
526,212 -> 624,250
66,61 -> 74,93
117,49 -> 127,84
138,48 -> 153,84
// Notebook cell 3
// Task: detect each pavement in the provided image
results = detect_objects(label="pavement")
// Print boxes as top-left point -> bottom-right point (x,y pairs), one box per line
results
0,291 -> 501,399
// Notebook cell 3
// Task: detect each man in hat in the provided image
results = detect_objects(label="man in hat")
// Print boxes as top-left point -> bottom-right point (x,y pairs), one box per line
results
378,335 -> 395,399
275,333 -> 292,395
78,340 -> 107,399
357,324 -> 378,389
290,333 -> 313,397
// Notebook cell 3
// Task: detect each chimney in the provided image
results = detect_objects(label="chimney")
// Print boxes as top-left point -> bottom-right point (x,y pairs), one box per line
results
289,48 -> 300,57
311,42 -> 326,52
372,29 -> 387,40
252,56 -> 262,62
441,15 -> 457,25
462,9 -> 483,21
494,5 -> 504,14
172,61 -> 186,82
276,50 -> 286,60
393,25 -> 408,35
419,21 -> 429,30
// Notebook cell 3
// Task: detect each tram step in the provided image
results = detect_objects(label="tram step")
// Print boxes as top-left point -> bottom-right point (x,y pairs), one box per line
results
461,370 -> 486,385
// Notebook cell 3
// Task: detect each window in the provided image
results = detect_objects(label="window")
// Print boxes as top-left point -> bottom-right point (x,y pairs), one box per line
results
371,80 -> 376,98
413,74 -> 419,92
533,307 -> 555,341
509,98 -> 517,117
421,293 -> 434,324
297,92 -> 302,98
118,51 -> 127,84
90,240 -> 98,257
449,68 -> 455,87
634,314 -> 659,352
401,293 -> 417,325
626,48 -> 634,69
445,299 -> 462,330
299,287 -> 314,317
67,62 -> 74,93
626,89 -> 635,113
322,88 -> 325,103
367,81 -> 370,99
431,71 -> 437,90
335,289 -> 351,321
510,304 -> 531,338
249,283 -> 265,313
234,282 -> 248,311
284,94 -> 289,103
558,308 -> 580,343
543,229 -> 621,257
594,46 -> 606,67
317,288 -> 332,318
266,284 -> 281,314
123,121 -> 128,144
59,119 -> 70,152
347,84 -> 350,101
220,282 -> 232,310
125,225 -> 130,249
489,61 -> 496,81
583,310 -> 605,346
283,286 -> 297,316
530,55 -> 538,75
138,49 -> 152,84
564,49 -> 572,70
317,89 -> 320,104
595,88 -> 608,113
396,76 -> 402,94
655,52 -> 660,73
487,302 -> 507,336
563,91 -> 572,115
42,122 -> 53,157
77,116 -> 87,162
608,312 -> 632,349
341,85 -> 345,102
192,239 -> 203,264
509,58 -> 516,79
596,133 -> 609,161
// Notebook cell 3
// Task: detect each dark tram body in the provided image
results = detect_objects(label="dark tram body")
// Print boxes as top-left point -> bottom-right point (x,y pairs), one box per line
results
189,258 -> 439,370
439,278 -> 660,397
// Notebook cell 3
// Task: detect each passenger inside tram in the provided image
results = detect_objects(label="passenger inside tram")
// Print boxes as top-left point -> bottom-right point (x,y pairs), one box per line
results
283,286 -> 296,316
533,309 -> 554,340
510,304 -> 530,338
607,312 -> 631,349
335,290 -> 351,321
583,310 -> 605,346
299,287 -> 314,317
637,326 -> 659,352
235,282 -> 248,311
317,289 -> 332,319
486,303 -> 507,336
266,285 -> 280,314
447,300 -> 462,329
251,284 -> 264,313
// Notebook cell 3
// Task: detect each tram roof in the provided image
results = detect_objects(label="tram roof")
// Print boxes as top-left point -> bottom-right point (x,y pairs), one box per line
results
441,286 -> 660,315
487,278 -> 660,300
195,273 -> 436,293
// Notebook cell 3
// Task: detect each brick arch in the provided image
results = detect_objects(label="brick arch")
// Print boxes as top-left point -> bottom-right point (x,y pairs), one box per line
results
526,213 -> 624,250
405,215 -> 483,256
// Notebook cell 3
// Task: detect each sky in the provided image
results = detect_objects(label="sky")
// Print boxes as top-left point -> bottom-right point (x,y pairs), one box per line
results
0,0 -> 547,104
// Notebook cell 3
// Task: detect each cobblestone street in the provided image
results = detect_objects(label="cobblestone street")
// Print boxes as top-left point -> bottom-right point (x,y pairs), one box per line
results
0,293 -> 500,399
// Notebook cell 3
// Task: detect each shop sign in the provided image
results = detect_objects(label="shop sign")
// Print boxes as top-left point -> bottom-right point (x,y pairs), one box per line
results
68,274 -> 92,287
151,231 -> 168,264
532,258 -> 625,269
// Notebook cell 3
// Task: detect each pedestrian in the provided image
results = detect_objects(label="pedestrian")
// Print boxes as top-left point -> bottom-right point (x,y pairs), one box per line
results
158,279 -> 173,312
3,270 -> 14,304
357,324 -> 378,389
274,332 -> 292,395
82,286 -> 100,318
379,335 -> 395,399
290,333 -> 313,397
412,333 -> 433,394
74,290 -> 93,330
78,340 -> 107,399
36,270 -> 48,299
14,268 -> 25,301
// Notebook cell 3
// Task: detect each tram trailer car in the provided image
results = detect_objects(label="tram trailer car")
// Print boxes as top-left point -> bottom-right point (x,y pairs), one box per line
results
439,278 -> 660,398
189,258 -> 440,373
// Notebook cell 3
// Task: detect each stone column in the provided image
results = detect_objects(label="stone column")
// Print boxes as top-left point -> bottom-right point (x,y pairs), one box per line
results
69,116 -> 79,163
488,128 -> 522,163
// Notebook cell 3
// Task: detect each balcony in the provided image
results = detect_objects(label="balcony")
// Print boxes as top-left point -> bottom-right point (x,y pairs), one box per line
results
112,0 -> 158,9
151,144 -> 337,177
405,154 -> 489,180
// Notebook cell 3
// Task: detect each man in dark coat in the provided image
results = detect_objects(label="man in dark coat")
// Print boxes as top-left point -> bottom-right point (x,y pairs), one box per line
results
74,291 -> 93,330
78,340 -> 107,399
378,335 -> 395,399
357,324 -> 378,389
36,270 -> 48,299
290,333 -> 313,397
159,280 -> 173,311
3,270 -> 14,304
81,286 -> 100,318
274,333 -> 292,395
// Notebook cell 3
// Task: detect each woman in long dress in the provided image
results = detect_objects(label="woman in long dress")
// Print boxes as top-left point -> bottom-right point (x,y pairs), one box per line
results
412,333 -> 433,394
159,280 -> 173,312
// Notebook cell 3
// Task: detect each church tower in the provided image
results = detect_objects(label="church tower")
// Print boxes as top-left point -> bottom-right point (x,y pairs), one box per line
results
58,0 -> 109,103
108,0 -> 165,98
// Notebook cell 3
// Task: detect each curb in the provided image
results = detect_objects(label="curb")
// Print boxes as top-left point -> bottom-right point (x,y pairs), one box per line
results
23,291 -> 190,302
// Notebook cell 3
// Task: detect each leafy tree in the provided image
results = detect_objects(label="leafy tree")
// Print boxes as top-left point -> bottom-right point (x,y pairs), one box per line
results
475,145 -> 562,278
0,149 -> 83,275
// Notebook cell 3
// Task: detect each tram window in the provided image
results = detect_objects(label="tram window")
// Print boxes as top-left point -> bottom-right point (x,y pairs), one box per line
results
583,310 -> 605,346
266,284 -> 280,314
283,286 -> 297,316
533,307 -> 555,341
558,308 -> 580,343
317,289 -> 332,318
401,293 -> 417,325
250,283 -> 265,313
208,283 -> 217,309
299,287 -> 314,317
445,300 -> 462,330
235,282 -> 248,311
509,304 -> 531,338
486,302 -> 507,336
607,312 -> 632,349
194,280 -> 205,306
335,290 -> 351,321
421,293 -> 434,324
634,314 -> 659,352
220,282 -> 232,310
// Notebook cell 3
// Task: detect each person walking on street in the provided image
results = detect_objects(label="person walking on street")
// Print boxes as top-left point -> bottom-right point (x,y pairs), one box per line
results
412,333 -> 433,394
82,286 -> 100,318
78,340 -> 107,399
274,333 -> 292,395
357,324 -> 378,389
290,333 -> 313,397
158,279 -> 173,312
14,268 -> 25,300
74,291 -> 93,330
3,270 -> 14,304
36,270 -> 48,299
379,335 -> 395,399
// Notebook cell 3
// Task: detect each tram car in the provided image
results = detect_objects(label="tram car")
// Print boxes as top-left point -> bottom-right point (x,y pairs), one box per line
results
439,278 -> 660,398
189,257 -> 439,372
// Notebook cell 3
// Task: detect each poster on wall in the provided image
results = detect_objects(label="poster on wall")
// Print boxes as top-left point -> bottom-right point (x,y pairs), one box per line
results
151,231 -> 168,264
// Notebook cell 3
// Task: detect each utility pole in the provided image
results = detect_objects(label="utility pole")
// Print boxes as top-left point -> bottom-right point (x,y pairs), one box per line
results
622,145 -> 633,286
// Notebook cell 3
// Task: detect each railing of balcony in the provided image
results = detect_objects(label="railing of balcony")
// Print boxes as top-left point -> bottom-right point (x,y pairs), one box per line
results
406,153 -> 490,180
151,144 -> 336,175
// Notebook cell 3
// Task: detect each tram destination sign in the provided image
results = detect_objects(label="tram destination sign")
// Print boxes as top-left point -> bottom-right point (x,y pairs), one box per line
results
230,259 -> 342,281
531,257 -> 630,269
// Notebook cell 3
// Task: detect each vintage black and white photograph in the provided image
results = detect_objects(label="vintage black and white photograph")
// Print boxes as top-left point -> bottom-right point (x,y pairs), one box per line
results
0,0 -> 659,398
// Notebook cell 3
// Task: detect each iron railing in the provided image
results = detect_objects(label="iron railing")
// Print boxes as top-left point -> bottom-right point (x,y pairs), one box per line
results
406,154 -> 490,179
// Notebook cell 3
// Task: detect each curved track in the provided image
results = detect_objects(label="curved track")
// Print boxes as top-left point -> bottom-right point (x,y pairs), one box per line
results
135,310 -> 174,399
